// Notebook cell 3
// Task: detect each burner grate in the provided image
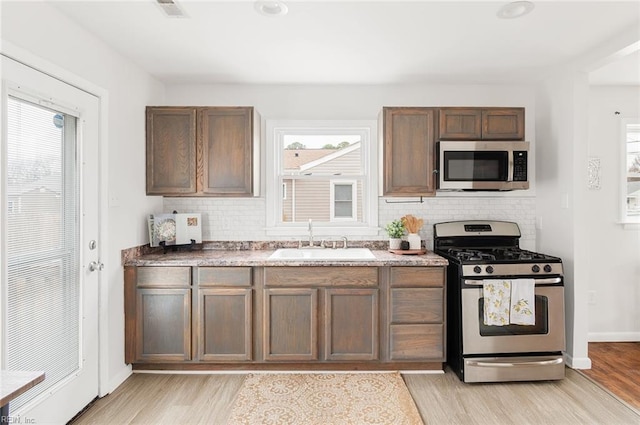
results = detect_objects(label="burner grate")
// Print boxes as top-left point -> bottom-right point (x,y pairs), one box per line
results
444,247 -> 559,263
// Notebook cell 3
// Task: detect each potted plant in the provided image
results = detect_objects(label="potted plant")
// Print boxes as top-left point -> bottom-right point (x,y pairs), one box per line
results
385,219 -> 405,249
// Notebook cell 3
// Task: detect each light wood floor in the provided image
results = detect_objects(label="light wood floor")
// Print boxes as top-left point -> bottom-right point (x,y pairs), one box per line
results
580,342 -> 640,410
70,368 -> 639,425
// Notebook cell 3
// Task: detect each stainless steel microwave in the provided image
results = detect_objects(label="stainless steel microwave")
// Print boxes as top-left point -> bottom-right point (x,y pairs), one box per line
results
437,141 -> 529,191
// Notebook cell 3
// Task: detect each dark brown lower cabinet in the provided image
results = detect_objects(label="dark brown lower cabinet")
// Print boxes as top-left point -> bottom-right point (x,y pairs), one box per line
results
388,267 -> 446,362
125,264 -> 445,369
263,288 -> 319,361
199,288 -> 252,361
136,288 -> 191,362
324,288 -> 379,361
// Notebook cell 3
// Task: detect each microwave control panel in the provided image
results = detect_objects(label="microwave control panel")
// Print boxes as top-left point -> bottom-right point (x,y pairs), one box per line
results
513,151 -> 528,181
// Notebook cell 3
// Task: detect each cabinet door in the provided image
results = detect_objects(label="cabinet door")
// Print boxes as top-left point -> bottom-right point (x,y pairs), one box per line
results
482,108 -> 524,140
324,288 -> 379,361
198,107 -> 253,196
136,288 -> 191,361
439,108 -> 482,140
199,288 -> 252,361
146,107 -> 197,195
263,288 -> 318,361
382,107 -> 436,196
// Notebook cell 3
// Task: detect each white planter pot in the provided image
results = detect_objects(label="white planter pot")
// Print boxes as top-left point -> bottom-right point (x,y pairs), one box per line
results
407,233 -> 421,250
389,238 -> 402,250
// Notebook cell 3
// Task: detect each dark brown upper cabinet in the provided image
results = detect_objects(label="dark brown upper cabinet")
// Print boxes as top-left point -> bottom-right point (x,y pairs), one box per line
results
439,107 -> 525,140
146,106 -> 258,196
146,107 -> 197,195
381,107 -> 437,197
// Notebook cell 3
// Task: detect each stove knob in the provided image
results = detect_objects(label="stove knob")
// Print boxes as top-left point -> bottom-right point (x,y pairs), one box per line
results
532,264 -> 540,273
544,264 -> 552,273
473,266 -> 482,274
486,265 -> 494,274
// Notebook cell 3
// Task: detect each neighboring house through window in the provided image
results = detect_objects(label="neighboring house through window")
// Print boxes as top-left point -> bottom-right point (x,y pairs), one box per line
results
331,180 -> 357,221
266,120 -> 378,237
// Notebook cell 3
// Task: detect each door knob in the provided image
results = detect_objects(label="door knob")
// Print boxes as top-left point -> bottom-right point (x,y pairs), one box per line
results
89,261 -> 104,272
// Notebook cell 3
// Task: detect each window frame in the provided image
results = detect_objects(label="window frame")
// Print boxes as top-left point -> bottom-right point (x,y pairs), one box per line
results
265,119 -> 379,237
620,117 -> 640,227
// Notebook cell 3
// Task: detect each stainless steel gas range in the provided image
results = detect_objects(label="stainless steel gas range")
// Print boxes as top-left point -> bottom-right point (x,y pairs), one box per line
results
433,220 -> 566,383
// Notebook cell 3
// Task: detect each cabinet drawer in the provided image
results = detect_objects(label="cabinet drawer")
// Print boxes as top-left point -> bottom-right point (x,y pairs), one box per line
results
390,267 -> 444,287
137,266 -> 191,287
389,324 -> 443,360
391,288 -> 443,323
265,267 -> 378,287
198,267 -> 252,287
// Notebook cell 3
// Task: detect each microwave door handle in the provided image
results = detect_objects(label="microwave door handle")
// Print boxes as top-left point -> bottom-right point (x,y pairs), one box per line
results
507,151 -> 514,182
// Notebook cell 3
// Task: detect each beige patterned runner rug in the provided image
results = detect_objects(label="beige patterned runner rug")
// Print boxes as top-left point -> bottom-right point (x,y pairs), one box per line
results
227,372 -> 424,425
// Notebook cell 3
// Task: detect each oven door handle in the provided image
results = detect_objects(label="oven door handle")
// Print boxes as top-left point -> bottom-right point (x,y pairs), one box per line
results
466,358 -> 564,368
464,277 -> 562,286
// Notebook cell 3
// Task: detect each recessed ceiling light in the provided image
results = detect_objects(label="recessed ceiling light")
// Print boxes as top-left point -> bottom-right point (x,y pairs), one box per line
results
254,1 -> 288,17
497,1 -> 535,19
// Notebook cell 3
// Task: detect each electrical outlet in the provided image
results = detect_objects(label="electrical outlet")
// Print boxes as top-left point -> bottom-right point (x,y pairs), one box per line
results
588,290 -> 596,305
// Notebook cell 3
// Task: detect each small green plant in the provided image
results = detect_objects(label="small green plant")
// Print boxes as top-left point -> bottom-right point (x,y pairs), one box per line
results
385,220 -> 405,238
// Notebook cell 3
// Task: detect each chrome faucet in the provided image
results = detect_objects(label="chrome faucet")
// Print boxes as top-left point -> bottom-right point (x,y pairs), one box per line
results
308,219 -> 314,247
341,236 -> 348,249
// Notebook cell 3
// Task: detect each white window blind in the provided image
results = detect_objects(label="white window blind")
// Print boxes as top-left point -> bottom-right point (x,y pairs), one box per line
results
625,122 -> 640,219
5,96 -> 80,412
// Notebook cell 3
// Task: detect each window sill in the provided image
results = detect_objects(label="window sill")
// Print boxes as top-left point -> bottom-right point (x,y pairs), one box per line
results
618,221 -> 640,230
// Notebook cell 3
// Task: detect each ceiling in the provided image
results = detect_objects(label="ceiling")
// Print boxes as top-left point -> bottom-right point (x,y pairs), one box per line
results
47,0 -> 640,86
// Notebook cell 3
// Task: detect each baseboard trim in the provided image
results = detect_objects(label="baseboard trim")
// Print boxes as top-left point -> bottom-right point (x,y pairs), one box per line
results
564,352 -> 592,369
133,369 -> 445,375
588,332 -> 640,342
105,365 -> 132,396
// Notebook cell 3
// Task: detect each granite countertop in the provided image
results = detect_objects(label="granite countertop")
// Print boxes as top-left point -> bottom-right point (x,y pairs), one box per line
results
123,249 -> 449,267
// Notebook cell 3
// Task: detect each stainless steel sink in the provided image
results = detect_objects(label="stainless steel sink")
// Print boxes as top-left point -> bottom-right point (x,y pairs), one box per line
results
268,248 -> 376,261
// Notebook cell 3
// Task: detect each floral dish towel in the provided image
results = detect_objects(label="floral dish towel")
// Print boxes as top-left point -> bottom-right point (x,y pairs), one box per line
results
483,280 -> 511,326
510,278 -> 535,325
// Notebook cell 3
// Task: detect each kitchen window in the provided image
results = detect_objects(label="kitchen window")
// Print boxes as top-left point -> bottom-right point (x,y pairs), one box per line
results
622,118 -> 640,224
266,120 -> 378,237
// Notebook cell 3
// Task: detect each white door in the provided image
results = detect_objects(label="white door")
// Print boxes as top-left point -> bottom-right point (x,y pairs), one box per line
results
1,55 -> 100,424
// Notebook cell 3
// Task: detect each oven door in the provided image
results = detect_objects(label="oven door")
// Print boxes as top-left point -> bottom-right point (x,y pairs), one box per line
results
461,282 -> 565,355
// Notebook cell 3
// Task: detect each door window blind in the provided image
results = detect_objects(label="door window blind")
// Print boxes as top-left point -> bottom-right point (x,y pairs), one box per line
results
5,96 -> 80,412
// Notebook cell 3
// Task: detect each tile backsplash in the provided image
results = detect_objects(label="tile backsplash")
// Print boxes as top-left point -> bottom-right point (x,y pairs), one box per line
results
163,196 -> 536,250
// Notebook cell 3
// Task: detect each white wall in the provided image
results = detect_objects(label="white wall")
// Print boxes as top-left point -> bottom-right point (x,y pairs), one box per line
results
587,86 -> 640,341
535,72 -> 588,368
536,43 -> 640,367
163,83 -> 538,249
1,2 -> 165,395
